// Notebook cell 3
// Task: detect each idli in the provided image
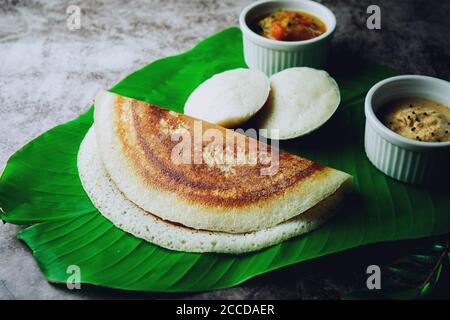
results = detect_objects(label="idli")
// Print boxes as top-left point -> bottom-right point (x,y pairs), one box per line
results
256,67 -> 340,139
184,68 -> 270,127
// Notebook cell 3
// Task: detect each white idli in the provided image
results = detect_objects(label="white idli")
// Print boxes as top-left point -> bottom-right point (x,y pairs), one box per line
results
184,68 -> 270,127
256,67 -> 341,139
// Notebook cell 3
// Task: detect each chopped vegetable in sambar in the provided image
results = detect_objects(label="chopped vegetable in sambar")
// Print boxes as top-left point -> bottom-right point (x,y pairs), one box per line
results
256,10 -> 326,41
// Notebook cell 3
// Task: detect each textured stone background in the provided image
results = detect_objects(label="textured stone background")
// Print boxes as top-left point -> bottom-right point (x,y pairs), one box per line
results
0,0 -> 449,299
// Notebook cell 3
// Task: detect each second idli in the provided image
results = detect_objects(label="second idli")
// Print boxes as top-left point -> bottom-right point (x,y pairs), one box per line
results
256,68 -> 340,139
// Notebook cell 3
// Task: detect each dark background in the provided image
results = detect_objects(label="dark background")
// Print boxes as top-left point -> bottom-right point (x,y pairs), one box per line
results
0,0 -> 449,299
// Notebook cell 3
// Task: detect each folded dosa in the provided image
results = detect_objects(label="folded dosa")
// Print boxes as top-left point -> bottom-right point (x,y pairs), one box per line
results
93,90 -> 352,233
78,127 -> 348,253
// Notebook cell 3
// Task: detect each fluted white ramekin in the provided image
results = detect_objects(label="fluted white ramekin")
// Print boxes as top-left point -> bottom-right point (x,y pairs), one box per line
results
364,75 -> 450,185
239,0 -> 336,76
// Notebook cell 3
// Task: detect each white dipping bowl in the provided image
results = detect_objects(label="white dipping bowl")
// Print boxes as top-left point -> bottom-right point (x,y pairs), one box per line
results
239,0 -> 336,76
364,75 -> 450,185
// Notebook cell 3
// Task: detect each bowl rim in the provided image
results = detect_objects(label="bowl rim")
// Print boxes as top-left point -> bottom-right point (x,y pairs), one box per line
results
365,75 -> 450,149
239,0 -> 337,48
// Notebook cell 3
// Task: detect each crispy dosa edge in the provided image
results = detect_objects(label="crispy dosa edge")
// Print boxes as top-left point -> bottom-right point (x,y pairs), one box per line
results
94,90 -> 352,233
78,127 -> 350,253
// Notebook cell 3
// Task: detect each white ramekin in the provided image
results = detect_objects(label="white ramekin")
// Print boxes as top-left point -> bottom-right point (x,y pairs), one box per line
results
239,0 -> 336,76
364,75 -> 450,185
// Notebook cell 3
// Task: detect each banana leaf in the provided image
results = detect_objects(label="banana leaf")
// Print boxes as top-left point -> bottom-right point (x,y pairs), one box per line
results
343,238 -> 450,299
0,28 -> 449,292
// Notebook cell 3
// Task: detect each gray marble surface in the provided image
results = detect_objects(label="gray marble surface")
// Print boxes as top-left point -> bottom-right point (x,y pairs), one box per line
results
0,0 -> 449,300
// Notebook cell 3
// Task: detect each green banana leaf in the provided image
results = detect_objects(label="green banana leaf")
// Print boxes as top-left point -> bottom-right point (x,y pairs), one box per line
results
343,238 -> 450,300
0,28 -> 449,292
